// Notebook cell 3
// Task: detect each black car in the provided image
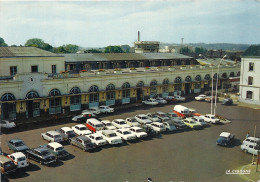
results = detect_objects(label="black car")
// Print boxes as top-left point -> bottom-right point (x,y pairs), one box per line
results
139,124 -> 156,136
27,147 -> 56,165
173,120 -> 189,130
222,98 -> 233,105
216,132 -> 235,146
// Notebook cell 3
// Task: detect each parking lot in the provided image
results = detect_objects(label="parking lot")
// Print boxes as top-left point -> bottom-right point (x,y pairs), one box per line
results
1,101 -> 260,182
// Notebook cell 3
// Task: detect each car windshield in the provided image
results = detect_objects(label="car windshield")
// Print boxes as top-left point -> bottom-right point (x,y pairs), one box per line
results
160,113 -> 167,117
136,129 -> 144,133
18,157 -> 26,162
159,125 -> 164,128
14,141 -> 24,147
150,114 -> 157,118
108,133 -> 117,137
4,161 -> 14,168
211,116 -> 216,119
142,116 -> 148,119
41,151 -> 50,156
130,119 -> 137,123
106,123 -> 112,126
96,124 -> 103,128
119,121 -> 126,125
123,131 -> 130,135
96,136 -> 103,140
54,135 -> 61,138
56,147 -> 64,151
80,127 -> 87,130
83,140 -> 90,144
66,131 -> 75,135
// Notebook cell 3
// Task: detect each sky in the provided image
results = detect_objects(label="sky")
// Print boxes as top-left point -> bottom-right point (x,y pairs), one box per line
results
0,0 -> 260,48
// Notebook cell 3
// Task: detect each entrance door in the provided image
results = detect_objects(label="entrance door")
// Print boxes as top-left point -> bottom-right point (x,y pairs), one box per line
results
185,83 -> 191,95
136,88 -> 142,102
2,103 -> 9,119
27,101 -> 33,117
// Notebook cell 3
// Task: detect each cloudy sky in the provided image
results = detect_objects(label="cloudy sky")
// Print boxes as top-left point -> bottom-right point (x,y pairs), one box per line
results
0,0 -> 260,47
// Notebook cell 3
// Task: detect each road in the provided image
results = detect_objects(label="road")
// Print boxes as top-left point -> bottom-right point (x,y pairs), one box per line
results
1,101 -> 260,182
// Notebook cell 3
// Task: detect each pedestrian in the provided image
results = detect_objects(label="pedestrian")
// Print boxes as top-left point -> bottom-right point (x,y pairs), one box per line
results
246,132 -> 249,138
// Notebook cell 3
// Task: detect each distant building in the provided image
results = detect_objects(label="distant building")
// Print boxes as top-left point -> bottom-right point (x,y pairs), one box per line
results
239,45 -> 260,105
134,41 -> 160,53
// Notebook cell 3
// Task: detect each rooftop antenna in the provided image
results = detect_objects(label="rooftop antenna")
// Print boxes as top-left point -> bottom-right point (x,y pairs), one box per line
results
138,31 -> 140,41
181,38 -> 184,47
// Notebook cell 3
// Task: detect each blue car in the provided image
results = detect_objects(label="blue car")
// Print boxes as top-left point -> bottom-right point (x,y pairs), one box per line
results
216,132 -> 235,146
7,138 -> 30,153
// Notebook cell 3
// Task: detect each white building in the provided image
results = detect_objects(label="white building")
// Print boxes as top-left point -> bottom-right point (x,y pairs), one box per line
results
239,45 -> 260,105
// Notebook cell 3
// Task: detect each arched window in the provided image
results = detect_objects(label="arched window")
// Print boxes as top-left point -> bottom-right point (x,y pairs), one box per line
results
150,80 -> 157,86
70,87 -> 81,94
204,74 -> 211,80
222,73 -> 227,79
136,81 -> 144,87
25,91 -> 39,99
106,84 -> 115,91
185,76 -> 192,82
163,79 -> 169,85
195,75 -> 201,82
106,84 -> 116,102
122,82 -> 130,98
1,93 -> 15,101
230,72 -> 235,77
49,89 -> 61,96
89,85 -> 99,92
213,73 -> 219,80
175,77 -> 182,83
122,82 -> 130,89
89,85 -> 99,104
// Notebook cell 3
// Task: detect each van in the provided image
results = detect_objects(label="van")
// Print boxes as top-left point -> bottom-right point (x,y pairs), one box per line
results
8,152 -> 29,169
173,105 -> 192,118
86,118 -> 104,132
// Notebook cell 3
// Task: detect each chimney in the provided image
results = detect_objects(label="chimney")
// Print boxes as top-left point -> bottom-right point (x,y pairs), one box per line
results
138,31 -> 140,41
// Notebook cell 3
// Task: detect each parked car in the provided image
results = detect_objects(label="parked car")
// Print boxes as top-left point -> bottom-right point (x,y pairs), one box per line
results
147,122 -> 166,133
163,96 -> 177,102
82,108 -> 101,115
200,114 -> 221,124
139,124 -> 156,136
155,111 -> 170,121
26,147 -> 56,165
72,124 -> 92,136
216,132 -> 235,146
146,113 -> 161,122
162,122 -> 177,132
86,133 -> 108,147
242,137 -> 260,146
195,94 -> 208,101
193,116 -> 209,127
173,120 -> 189,130
55,127 -> 76,142
174,95 -> 186,102
129,127 -> 148,139
41,130 -> 63,143
166,112 -> 182,122
115,129 -> 136,141
101,120 -> 117,130
189,108 -> 201,116
86,118 -> 104,132
72,112 -> 96,123
125,117 -> 141,127
183,118 -> 201,129
0,120 -> 16,129
70,136 -> 96,151
205,96 -> 219,103
142,98 -> 159,106
6,138 -> 30,153
39,142 -> 69,159
99,105 -> 114,113
155,97 -> 167,104
241,143 -> 260,155
173,105 -> 192,118
0,155 -> 17,175
112,119 -> 130,129
8,152 -> 29,170
135,114 -> 153,124
98,130 -> 123,145
222,98 -> 233,105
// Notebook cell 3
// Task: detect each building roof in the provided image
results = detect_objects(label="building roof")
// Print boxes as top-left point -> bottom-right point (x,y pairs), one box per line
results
0,47 -> 62,58
61,53 -> 192,62
242,45 -> 260,57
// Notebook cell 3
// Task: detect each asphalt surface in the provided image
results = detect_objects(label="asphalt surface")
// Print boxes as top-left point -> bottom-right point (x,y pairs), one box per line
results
1,101 -> 260,182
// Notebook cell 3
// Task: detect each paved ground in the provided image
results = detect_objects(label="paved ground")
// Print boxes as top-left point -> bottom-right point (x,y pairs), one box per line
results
1,101 -> 260,182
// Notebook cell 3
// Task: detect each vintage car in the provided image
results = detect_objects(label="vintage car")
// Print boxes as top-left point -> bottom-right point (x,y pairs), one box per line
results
112,119 -> 130,129
146,113 -> 161,122
142,98 -> 159,106
147,122 -> 166,133
216,132 -> 235,146
135,114 -> 153,124
174,95 -> 186,102
129,127 -> 148,139
242,137 -> 260,146
98,130 -> 123,145
0,155 -> 17,175
0,120 -> 16,129
7,138 -> 30,153
27,147 -> 56,165
115,129 -> 136,141
222,98 -> 233,105
86,118 -> 104,132
189,108 -> 201,116
200,114 -> 221,124
55,127 -> 76,141
72,112 -> 96,123
125,117 -> 141,127
101,120 -> 117,130
72,124 -> 92,136
193,116 -> 209,127
99,105 -> 114,113
155,97 -> 167,104
195,94 -> 208,101
70,136 -> 96,151
205,96 -> 219,103
166,112 -> 182,122
173,120 -> 189,130
139,124 -> 156,136
241,143 -> 260,155
41,130 -> 63,143
86,133 -> 108,146
39,142 -> 69,159
162,122 -> 177,132
155,111 -> 170,121
82,108 -> 101,115
8,152 -> 29,169
182,118 -> 201,129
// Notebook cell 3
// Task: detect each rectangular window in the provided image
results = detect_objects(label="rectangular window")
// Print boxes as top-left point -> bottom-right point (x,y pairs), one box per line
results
10,66 -> 17,76
52,65 -> 56,74
249,62 -> 254,71
246,91 -> 253,99
31,65 -> 38,72
248,76 -> 253,85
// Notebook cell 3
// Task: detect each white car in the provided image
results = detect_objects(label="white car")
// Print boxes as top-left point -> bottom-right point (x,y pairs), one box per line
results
155,97 -> 167,104
82,108 -> 101,115
115,129 -> 136,141
112,119 -> 130,129
195,94 -> 208,101
0,120 -> 16,129
129,127 -> 148,139
86,133 -> 107,146
98,130 -> 123,145
125,117 -> 141,127
101,120 -> 117,130
242,137 -> 260,146
41,130 -> 63,143
241,143 -> 259,155
200,114 -> 221,124
163,122 -> 177,132
142,98 -> 159,106
193,116 -> 209,127
146,113 -> 161,122
174,95 -> 186,102
147,122 -> 166,133
8,152 -> 29,169
99,105 -> 114,113
72,124 -> 92,136
135,114 -> 153,124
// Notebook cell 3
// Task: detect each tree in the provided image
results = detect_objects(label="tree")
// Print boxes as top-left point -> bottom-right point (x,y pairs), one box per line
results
120,45 -> 131,53
53,44 -> 79,53
84,49 -> 103,53
25,38 -> 53,51
195,47 -> 207,54
104,46 -> 123,53
0,37 -> 8,47
179,47 -> 192,54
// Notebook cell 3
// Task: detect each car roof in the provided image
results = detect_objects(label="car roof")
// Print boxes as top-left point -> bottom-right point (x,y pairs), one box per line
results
102,120 -> 111,124
77,135 -> 91,141
47,130 -> 60,135
246,137 -> 260,141
61,127 -> 73,131
130,126 -> 142,130
48,142 -> 63,148
152,122 -> 162,125
90,132 -> 102,137
10,152 -> 26,158
34,147 -> 49,152
9,138 -> 23,143
113,119 -> 125,122
185,118 -> 195,121
117,128 -> 130,132
75,124 -> 86,128
156,111 -> 166,114
220,132 -> 231,137
102,130 -> 115,135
